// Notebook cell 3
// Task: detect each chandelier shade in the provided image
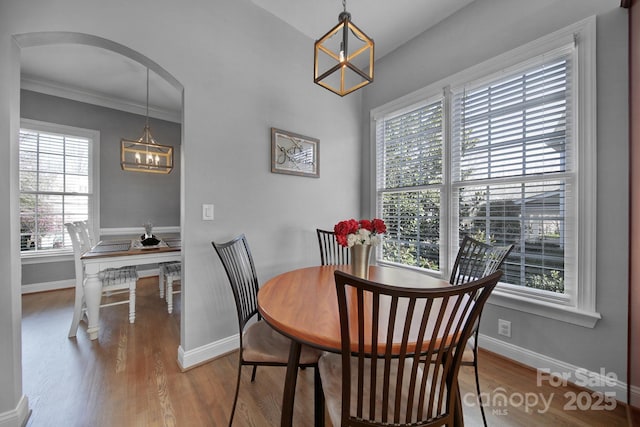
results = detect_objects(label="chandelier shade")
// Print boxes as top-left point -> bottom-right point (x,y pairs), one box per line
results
314,2 -> 374,96
120,68 -> 174,174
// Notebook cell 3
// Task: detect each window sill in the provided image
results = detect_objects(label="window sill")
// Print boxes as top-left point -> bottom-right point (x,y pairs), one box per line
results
488,287 -> 601,328
377,260 -> 601,328
21,251 -> 73,265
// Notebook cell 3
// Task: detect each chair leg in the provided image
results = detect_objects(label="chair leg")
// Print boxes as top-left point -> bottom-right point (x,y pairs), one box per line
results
473,349 -> 488,427
229,361 -> 243,427
166,276 -> 174,314
128,283 -> 136,324
158,265 -> 165,298
313,366 -> 325,427
68,283 -> 85,338
250,365 -> 257,382
470,318 -> 488,427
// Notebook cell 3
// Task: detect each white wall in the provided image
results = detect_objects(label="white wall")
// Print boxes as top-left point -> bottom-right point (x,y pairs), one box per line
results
361,0 -> 628,392
0,0 -> 362,422
0,31 -> 25,426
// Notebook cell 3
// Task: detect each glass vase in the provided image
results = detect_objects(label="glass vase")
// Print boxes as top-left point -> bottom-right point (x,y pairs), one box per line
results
144,221 -> 153,239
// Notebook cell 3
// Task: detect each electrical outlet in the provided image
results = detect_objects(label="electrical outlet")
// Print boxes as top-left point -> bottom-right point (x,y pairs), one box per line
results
498,319 -> 511,337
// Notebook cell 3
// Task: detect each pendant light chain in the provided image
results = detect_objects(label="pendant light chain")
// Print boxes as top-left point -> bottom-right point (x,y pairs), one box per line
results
145,68 -> 150,129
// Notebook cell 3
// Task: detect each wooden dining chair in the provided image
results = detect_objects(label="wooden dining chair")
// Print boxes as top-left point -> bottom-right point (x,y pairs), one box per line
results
212,234 -> 323,426
450,235 -> 514,426
318,269 -> 503,427
316,228 -> 350,265
65,222 -> 138,338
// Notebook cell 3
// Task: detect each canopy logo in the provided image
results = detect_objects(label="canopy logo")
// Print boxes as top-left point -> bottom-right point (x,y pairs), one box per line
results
463,368 -> 619,416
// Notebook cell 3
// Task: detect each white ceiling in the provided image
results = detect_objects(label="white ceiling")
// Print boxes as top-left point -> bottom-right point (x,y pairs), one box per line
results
19,0 -> 475,121
251,0 -> 475,59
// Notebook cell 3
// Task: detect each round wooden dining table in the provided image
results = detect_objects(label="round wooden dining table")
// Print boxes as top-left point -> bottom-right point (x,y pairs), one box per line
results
257,264 -> 453,427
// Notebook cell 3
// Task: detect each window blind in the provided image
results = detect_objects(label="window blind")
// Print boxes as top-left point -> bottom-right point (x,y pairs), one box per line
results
376,98 -> 444,270
451,49 -> 574,292
19,128 -> 91,252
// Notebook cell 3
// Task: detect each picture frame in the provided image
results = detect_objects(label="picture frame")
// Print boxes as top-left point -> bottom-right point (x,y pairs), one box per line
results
271,128 -> 319,178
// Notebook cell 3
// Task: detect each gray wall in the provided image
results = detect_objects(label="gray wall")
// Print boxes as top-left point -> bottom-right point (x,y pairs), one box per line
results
21,89 -> 181,228
0,0 -> 362,420
361,0 -> 628,382
20,90 -> 182,285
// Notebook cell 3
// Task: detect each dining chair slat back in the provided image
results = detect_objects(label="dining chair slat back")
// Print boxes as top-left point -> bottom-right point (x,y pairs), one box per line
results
319,270 -> 503,427
317,228 -> 350,265
449,235 -> 514,427
212,234 -> 323,426
450,235 -> 514,286
212,234 -> 260,330
74,220 -> 95,249
66,222 -> 89,304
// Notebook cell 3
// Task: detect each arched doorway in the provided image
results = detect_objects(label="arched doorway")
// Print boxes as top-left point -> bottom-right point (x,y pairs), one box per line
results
15,31 -> 184,344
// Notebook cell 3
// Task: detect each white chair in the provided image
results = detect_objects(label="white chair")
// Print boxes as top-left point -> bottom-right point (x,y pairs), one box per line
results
65,222 -> 139,338
158,261 -> 181,313
73,220 -> 95,248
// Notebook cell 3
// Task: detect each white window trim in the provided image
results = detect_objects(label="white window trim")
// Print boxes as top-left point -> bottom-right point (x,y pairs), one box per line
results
371,17 -> 599,328
19,119 -> 101,263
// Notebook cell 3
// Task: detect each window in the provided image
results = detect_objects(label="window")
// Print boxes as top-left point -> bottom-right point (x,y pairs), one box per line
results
373,18 -> 599,326
376,97 -> 444,271
452,48 -> 573,294
19,120 -> 99,257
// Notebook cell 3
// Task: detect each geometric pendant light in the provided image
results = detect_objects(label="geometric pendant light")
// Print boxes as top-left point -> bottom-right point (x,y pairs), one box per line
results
314,0 -> 374,96
120,68 -> 174,174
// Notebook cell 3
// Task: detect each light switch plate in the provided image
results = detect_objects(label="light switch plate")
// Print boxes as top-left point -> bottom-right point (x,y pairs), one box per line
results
202,204 -> 214,221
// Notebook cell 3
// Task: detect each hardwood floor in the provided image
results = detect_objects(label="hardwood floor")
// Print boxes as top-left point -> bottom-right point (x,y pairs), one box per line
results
629,406 -> 640,427
22,277 -> 629,426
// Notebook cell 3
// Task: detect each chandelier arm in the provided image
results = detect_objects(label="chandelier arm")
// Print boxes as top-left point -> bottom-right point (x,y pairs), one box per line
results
317,43 -> 342,61
344,62 -> 373,82
314,63 -> 343,83
347,44 -> 372,62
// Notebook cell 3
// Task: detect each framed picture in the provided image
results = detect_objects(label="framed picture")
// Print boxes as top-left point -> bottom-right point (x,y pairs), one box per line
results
271,128 -> 319,178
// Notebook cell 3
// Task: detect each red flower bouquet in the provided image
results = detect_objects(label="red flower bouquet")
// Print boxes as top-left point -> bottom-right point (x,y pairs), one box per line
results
334,218 -> 387,247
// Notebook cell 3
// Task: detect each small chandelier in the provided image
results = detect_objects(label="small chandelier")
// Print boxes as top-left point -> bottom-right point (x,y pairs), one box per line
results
314,0 -> 374,96
120,68 -> 174,174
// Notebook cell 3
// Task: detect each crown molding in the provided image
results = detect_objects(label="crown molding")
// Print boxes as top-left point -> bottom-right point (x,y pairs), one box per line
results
21,76 -> 181,123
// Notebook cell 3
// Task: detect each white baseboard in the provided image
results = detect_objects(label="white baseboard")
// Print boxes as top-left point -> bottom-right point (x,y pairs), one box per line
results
177,334 -> 239,371
175,331 -> 629,405
0,394 -> 29,427
479,333 -> 628,403
21,279 -> 74,294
